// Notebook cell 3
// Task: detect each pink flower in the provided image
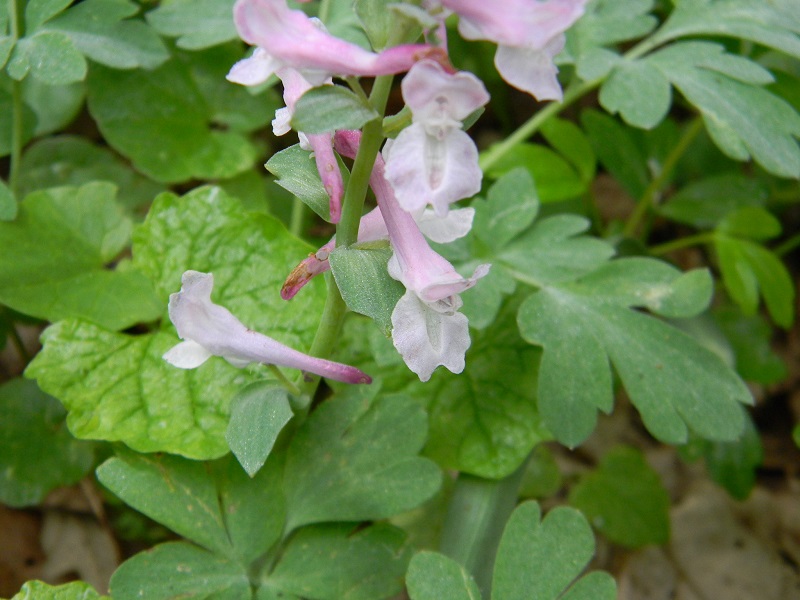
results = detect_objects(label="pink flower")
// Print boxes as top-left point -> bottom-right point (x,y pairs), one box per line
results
384,60 -> 489,216
164,271 -> 371,384
372,155 -> 489,381
441,0 -> 587,100
230,0 -> 432,85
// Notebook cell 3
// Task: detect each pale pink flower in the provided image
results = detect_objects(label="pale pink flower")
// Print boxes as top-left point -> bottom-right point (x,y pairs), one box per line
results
384,59 -> 489,216
441,0 -> 587,100
164,271 -> 371,384
230,0 -> 432,85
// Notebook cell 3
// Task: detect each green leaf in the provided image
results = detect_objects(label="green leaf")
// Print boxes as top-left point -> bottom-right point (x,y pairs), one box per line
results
580,109 -> 649,198
147,0 -> 237,50
24,0 -> 73,31
715,235 -> 795,328
473,168 -> 539,252
354,0 -> 394,49
87,60 -> 257,183
18,136 -> 166,211
283,393 -> 441,530
484,143 -> 586,203
266,144 -> 342,221
539,117 -> 596,184
571,0 -> 657,51
7,31 -> 86,84
184,44 -> 278,133
651,0 -> 800,59
44,0 -> 168,69
519,445 -> 563,500
682,412 -> 762,501
0,378 -> 94,507
647,41 -> 800,177
329,243 -> 405,335
226,382 -> 293,477
714,307 -> 787,384
268,523 -> 411,600
499,215 -> 615,287
0,182 -> 161,329
406,551 -> 482,600
110,542 -> 251,600
599,58 -> 671,129
97,452 -> 285,563
717,206 -> 781,241
659,173 -> 768,228
21,77 -> 84,137
0,177 -> 16,220
569,446 -> 670,547
492,502 -> 616,600
292,85 -> 379,134
11,580 -> 107,600
27,321 -> 258,457
518,258 -> 751,447
27,187 -> 323,458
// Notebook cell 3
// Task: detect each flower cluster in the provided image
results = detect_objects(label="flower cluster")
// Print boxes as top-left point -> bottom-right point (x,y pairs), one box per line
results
163,0 -> 587,384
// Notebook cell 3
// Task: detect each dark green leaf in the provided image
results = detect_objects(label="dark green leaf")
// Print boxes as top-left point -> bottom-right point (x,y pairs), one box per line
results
473,168 -> 539,252
24,0 -> 72,31
571,0 -> 657,51
0,177 -> 15,221
226,382 -> 294,477
268,523 -> 411,600
484,142 -> 586,203
329,243 -> 405,335
717,206 -> 781,241
0,378 -> 94,507
519,445 -> 563,500
110,542 -> 251,600
493,502 -> 615,600
18,136 -> 165,211
97,452 -> 284,563
87,61 -> 256,183
292,85 -> 379,134
406,551 -> 482,600
714,307 -> 787,384
581,109 -> 649,198
539,117 -> 596,184
147,0 -> 237,49
659,173 -> 768,228
569,446 -> 670,546
45,0 -> 168,69
22,77 -> 84,137
283,393 -> 441,530
0,182 -> 161,329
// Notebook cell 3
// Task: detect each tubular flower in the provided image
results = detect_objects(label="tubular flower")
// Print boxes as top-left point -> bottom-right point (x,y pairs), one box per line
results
440,0 -> 587,101
228,58 -> 344,222
230,0 -> 432,85
383,59 -> 489,216
163,270 -> 371,384
372,156 -> 489,382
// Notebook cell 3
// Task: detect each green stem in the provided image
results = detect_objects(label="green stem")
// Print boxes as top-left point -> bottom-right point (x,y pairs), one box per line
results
775,232 -> 800,257
8,0 -> 24,198
439,459 -> 528,598
268,365 -> 302,396
623,118 -> 703,239
650,232 -> 715,256
289,197 -> 305,237
479,78 -> 600,173
317,0 -> 332,23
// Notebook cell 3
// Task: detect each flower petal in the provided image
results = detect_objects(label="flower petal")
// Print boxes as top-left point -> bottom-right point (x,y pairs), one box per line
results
391,290 -> 471,381
416,207 -> 475,243
162,340 -> 213,369
494,36 -> 566,102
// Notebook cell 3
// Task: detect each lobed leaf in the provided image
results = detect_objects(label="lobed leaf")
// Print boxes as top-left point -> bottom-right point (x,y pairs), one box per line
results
283,393 -> 441,530
147,0 -> 238,50
268,523 -> 411,600
492,502 -> 616,600
569,446 -> 671,547
0,182 -> 161,329
0,378 -> 94,507
406,551 -> 482,600
292,85 -> 379,134
11,580 -> 107,600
